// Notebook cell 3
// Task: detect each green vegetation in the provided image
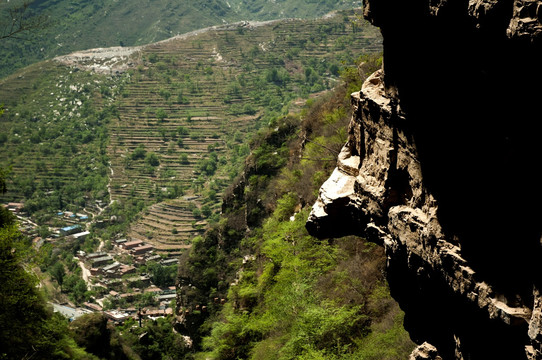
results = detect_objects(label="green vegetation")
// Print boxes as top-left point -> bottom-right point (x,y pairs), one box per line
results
0,181 -> 94,359
0,63 -> 121,223
0,6 -> 411,359
1,0 -> 357,78
100,10 -> 381,254
174,54 -> 415,358
114,316 -> 190,359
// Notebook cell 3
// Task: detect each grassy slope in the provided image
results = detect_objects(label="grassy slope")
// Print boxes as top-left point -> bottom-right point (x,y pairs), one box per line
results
0,0 -> 355,78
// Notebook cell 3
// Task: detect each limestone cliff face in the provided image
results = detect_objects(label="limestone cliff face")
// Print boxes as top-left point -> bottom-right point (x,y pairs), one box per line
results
307,1 -> 542,359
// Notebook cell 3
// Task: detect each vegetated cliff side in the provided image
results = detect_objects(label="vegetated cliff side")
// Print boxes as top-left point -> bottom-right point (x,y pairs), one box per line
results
307,1 -> 542,359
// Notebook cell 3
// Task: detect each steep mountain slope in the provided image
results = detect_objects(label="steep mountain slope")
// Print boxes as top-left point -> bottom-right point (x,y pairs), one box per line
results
173,54 -> 415,358
0,0 -> 356,78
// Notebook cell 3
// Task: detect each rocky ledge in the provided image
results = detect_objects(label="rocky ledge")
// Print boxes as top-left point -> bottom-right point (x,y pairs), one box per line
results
307,1 -> 542,359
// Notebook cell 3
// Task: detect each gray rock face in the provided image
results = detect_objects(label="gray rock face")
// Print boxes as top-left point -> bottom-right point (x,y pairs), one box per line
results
409,342 -> 443,360
307,0 -> 542,358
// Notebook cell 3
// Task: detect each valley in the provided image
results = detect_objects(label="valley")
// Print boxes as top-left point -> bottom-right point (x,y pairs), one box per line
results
1,10 -> 382,256
0,5 -> 420,360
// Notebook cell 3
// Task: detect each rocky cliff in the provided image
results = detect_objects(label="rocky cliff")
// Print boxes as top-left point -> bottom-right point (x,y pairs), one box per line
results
307,1 -> 542,359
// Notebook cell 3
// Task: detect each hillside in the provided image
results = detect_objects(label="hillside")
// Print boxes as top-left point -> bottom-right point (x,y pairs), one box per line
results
0,6 -> 424,359
0,0 -> 358,78
0,10 -> 382,257
171,53 -> 416,359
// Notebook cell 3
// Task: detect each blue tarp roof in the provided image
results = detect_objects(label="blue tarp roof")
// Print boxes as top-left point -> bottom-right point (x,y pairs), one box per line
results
61,225 -> 81,232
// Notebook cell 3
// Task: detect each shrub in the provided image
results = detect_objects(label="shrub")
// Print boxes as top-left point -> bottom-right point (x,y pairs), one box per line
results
145,152 -> 160,167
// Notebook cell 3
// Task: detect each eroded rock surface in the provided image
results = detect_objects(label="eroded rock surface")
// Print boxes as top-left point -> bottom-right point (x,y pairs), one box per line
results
307,1 -> 542,358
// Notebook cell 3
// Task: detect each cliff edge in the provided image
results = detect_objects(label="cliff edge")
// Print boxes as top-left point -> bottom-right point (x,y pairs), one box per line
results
307,1 -> 542,359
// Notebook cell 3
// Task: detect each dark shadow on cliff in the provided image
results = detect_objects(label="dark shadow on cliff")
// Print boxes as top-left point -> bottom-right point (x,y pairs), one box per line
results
381,0 -> 542,302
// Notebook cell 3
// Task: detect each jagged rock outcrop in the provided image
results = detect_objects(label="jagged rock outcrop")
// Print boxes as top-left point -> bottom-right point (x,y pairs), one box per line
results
307,1 -> 542,359
410,342 -> 443,360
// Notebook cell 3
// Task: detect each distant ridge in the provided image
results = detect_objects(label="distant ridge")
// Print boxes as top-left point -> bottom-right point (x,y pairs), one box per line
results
0,0 -> 353,78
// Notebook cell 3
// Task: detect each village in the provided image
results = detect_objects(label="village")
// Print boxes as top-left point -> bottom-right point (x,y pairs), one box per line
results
3,201 -> 180,324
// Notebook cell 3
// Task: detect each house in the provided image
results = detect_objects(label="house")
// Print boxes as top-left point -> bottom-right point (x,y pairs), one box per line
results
104,310 -> 129,323
146,255 -> 161,263
83,302 -> 103,312
140,308 -> 172,318
158,293 -> 177,302
7,202 -> 24,212
118,264 -> 136,277
132,245 -> 153,255
114,238 -> 127,246
72,231 -> 90,241
123,240 -> 143,250
101,262 -> 121,277
126,275 -> 151,288
103,262 -> 121,272
161,258 -> 179,266
144,286 -> 163,295
86,251 -> 108,260
60,225 -> 82,236
120,293 -> 137,301
91,255 -> 113,267
161,286 -> 176,295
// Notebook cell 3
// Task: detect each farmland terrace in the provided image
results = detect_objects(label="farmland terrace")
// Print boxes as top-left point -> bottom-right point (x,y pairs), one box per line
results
0,10 -> 382,255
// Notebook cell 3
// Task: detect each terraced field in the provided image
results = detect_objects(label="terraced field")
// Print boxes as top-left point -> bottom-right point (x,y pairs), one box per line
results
0,10 -> 381,254
105,12 -> 381,254
0,61 -> 121,224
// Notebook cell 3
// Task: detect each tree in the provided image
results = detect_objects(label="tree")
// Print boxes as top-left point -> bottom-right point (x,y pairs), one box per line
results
0,1 -> 49,41
0,225 -> 90,359
50,261 -> 65,286
0,168 -> 14,228
72,279 -> 88,303
201,204 -> 212,218
146,152 -> 160,167
179,153 -> 189,164
155,108 -> 167,122
131,144 -> 146,160
159,88 -> 171,101
0,166 -> 7,195
69,313 -> 111,358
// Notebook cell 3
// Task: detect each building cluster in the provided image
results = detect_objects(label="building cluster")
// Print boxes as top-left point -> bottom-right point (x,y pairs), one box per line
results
2,202 -> 181,325
74,237 -> 180,324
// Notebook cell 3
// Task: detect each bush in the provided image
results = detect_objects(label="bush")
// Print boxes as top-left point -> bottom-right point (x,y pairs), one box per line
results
131,144 -> 146,160
145,152 -> 160,167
